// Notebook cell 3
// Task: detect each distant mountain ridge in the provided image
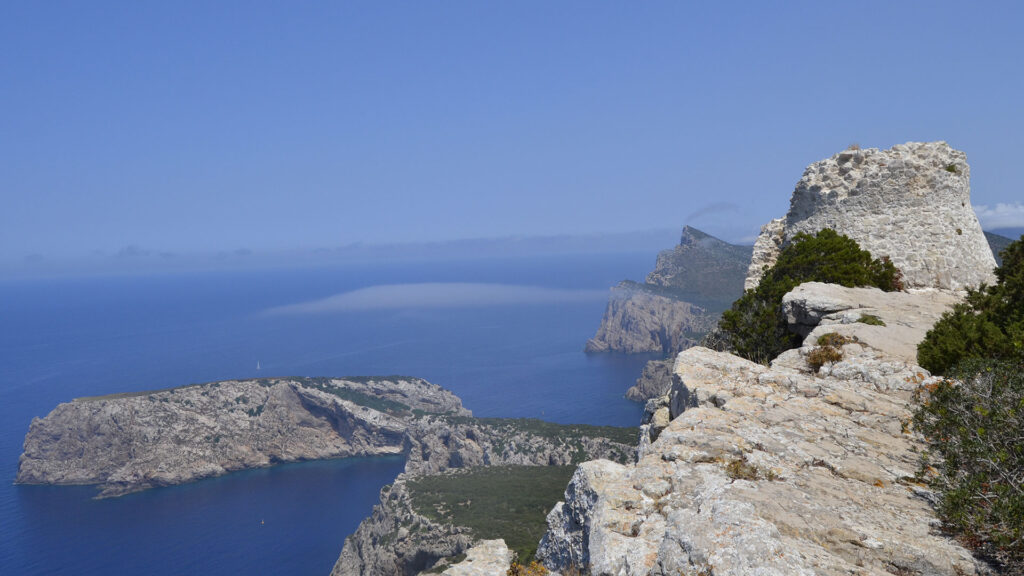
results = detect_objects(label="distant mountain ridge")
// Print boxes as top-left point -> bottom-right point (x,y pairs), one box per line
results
644,226 -> 754,311
986,230 -> 1019,266
586,226 -> 751,400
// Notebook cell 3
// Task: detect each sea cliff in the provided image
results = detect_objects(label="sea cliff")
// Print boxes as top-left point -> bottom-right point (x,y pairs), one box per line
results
587,227 -> 751,403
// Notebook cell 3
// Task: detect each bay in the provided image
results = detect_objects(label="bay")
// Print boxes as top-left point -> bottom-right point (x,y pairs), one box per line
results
0,253 -> 658,575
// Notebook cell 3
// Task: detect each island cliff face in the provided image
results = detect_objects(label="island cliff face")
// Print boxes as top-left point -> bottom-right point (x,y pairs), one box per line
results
535,143 -> 999,575
587,227 -> 750,357
587,227 -> 751,402
645,226 -> 752,302
16,376 -> 469,497
584,282 -> 715,355
746,141 -> 996,291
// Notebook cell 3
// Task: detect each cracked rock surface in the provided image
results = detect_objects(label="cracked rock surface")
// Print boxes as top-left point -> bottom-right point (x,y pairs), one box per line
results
539,284 -> 992,575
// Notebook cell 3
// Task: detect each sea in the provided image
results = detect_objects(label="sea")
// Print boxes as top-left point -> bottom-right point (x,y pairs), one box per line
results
0,252 -> 659,576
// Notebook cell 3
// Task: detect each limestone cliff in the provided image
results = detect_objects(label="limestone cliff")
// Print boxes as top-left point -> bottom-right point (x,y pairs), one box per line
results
17,376 -> 469,497
585,282 -> 715,355
746,142 -> 997,291
331,420 -> 637,576
587,227 -> 751,357
538,284 -> 992,575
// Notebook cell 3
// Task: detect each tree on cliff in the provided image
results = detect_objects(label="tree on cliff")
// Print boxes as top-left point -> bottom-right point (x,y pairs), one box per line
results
918,235 -> 1024,375
715,229 -> 903,364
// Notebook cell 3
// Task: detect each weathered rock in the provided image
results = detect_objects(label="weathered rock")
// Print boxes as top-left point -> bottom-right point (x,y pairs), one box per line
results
781,282 -> 960,364
17,376 -> 466,497
585,283 -> 713,355
538,286 -> 991,575
335,477 -> 474,576
625,358 -> 675,401
437,540 -> 513,576
746,142 -> 997,291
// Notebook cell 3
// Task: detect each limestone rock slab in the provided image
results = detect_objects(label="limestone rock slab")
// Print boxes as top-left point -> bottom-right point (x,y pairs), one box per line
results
538,288 -> 990,575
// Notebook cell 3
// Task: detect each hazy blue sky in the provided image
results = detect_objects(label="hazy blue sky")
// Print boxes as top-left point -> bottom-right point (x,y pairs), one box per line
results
3,1 -> 1023,263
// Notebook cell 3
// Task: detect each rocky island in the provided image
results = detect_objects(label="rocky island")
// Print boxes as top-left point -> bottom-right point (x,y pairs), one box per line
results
17,375 -> 638,573
17,376 -> 469,497
17,376 -> 635,501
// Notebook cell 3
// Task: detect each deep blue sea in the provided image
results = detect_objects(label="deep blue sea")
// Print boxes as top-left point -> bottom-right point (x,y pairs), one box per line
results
0,253 -> 657,575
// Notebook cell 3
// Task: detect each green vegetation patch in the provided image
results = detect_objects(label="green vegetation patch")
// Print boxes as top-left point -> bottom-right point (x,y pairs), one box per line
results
857,313 -> 886,326
449,417 -> 638,447
806,345 -> 843,372
816,332 -> 853,347
717,229 -> 903,364
918,235 -> 1024,375
725,456 -> 778,481
407,465 -> 577,563
913,360 -> 1024,571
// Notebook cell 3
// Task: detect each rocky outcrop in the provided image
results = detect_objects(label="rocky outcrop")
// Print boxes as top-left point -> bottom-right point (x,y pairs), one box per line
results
538,284 -> 991,575
334,478 -> 474,576
746,142 -> 997,291
17,376 -> 468,497
585,283 -> 714,354
437,540 -> 514,576
781,282 -> 960,362
332,420 -> 637,576
625,358 -> 675,402
588,228 -> 751,404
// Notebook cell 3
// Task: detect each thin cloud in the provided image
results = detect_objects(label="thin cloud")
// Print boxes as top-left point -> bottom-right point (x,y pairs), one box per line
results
975,203 -> 1024,230
263,283 -> 608,315
685,202 -> 740,222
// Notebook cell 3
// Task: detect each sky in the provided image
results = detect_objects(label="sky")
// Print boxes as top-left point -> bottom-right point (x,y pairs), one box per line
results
2,1 -> 1023,268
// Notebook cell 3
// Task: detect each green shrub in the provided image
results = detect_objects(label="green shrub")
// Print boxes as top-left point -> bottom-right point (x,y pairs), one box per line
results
857,313 -> 886,326
918,236 -> 1024,375
806,345 -> 844,372
717,229 -> 903,364
408,465 -> 577,563
913,360 -> 1024,570
816,332 -> 853,347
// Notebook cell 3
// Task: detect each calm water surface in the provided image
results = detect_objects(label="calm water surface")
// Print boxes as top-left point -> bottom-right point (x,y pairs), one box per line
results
0,253 -> 657,575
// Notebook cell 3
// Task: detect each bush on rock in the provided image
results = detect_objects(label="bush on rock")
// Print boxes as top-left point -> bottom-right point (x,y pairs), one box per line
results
716,229 -> 903,364
918,235 -> 1024,375
913,360 -> 1024,571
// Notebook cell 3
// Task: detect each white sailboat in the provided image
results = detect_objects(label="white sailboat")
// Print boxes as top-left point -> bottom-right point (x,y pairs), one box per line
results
257,360 -> 261,370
